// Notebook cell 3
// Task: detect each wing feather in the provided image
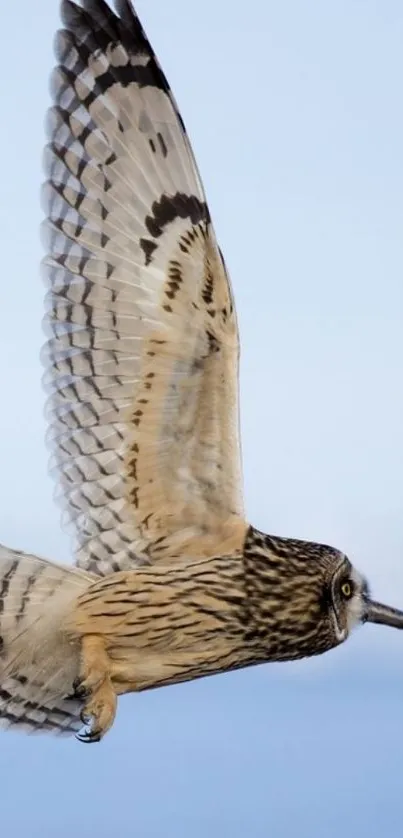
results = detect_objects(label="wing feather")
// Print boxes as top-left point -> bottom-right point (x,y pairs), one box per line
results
42,0 -> 245,575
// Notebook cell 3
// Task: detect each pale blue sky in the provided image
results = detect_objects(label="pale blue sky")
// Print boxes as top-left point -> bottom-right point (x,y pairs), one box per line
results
0,1 -> 402,836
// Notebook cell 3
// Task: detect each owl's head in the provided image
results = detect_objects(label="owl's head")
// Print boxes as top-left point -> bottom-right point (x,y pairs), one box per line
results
244,527 -> 403,660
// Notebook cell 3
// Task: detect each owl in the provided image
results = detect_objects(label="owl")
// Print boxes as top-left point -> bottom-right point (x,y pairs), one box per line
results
0,0 -> 401,743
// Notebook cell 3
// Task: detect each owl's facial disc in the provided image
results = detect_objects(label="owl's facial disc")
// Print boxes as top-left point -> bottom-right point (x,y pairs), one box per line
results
328,564 -> 366,640
328,562 -> 403,640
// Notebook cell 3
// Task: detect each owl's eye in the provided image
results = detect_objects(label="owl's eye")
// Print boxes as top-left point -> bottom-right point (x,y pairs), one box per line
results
341,580 -> 353,599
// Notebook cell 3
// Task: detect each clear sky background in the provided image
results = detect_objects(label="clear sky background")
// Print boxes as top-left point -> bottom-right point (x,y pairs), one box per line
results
0,1 -> 402,836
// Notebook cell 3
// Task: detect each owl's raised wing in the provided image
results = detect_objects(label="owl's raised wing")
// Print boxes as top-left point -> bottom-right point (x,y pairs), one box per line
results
42,0 -> 245,576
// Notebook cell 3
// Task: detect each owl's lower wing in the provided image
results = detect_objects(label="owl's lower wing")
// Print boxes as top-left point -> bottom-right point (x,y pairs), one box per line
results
42,0 -> 245,575
0,544 -> 93,735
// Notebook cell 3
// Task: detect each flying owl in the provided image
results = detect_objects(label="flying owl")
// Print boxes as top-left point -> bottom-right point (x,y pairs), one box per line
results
0,0 -> 401,743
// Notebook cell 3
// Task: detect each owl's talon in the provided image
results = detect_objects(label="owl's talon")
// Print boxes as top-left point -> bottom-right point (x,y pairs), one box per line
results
76,677 -> 117,743
80,708 -> 92,725
76,727 -> 102,744
73,677 -> 92,699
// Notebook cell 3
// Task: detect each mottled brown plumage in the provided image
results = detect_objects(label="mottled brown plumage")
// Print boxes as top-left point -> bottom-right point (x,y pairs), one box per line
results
69,529 -> 358,692
0,0 -> 402,742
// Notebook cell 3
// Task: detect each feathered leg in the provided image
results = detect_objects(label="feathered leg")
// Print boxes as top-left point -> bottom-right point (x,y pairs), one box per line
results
74,635 -> 117,742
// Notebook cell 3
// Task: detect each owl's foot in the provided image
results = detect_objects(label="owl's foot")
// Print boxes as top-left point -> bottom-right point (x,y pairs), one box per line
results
77,679 -> 117,743
74,634 -> 117,743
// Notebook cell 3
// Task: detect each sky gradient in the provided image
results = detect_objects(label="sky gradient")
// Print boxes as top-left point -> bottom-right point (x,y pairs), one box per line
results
0,1 -> 402,836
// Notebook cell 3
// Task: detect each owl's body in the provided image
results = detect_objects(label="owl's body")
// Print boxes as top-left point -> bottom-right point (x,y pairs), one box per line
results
0,545 -> 247,735
71,554 -> 249,693
0,0 -> 402,742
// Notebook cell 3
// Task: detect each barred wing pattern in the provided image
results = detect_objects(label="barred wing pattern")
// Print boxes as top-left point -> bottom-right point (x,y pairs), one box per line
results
43,0 -> 245,576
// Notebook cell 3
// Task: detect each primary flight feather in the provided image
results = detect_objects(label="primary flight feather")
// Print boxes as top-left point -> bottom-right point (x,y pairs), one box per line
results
0,0 -> 401,742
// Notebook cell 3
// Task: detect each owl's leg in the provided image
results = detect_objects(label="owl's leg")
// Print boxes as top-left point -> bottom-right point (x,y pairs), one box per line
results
73,634 -> 117,743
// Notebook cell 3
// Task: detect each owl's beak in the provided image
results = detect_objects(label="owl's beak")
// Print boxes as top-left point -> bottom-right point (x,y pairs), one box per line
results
365,599 -> 403,629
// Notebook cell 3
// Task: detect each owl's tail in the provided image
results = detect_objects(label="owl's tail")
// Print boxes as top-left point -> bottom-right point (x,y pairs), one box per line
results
0,544 -> 95,736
